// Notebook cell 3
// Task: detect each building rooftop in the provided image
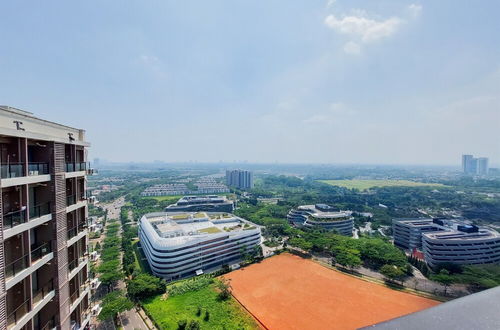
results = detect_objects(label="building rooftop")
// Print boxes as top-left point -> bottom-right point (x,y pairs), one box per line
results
297,204 -> 353,220
140,212 -> 259,247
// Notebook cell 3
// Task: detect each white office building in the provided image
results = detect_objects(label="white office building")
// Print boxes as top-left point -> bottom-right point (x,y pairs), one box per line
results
287,204 -> 353,236
139,212 -> 261,280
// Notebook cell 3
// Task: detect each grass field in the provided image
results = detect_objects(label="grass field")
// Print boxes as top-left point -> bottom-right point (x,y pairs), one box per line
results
319,179 -> 444,190
142,283 -> 259,330
225,253 -> 439,330
143,195 -> 180,203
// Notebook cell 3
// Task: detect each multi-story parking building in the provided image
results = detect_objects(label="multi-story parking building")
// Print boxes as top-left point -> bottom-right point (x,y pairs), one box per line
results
0,106 -> 94,330
422,226 -> 500,269
287,204 -> 353,236
139,211 -> 261,280
165,196 -> 234,213
393,218 -> 500,269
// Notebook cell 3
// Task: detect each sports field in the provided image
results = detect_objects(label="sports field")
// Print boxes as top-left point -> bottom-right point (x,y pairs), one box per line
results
319,179 -> 444,190
224,253 -> 439,330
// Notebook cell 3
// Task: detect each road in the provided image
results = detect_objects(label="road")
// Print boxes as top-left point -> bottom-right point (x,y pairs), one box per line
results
100,198 -> 154,330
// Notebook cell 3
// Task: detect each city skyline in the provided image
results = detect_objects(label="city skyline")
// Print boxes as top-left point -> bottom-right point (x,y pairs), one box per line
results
1,1 -> 499,165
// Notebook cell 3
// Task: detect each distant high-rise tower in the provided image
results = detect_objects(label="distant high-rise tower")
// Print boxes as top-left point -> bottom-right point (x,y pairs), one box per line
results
462,154 -> 489,175
476,157 -> 489,175
226,170 -> 254,190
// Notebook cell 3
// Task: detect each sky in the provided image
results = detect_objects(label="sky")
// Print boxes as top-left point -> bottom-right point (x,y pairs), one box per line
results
0,1 -> 499,165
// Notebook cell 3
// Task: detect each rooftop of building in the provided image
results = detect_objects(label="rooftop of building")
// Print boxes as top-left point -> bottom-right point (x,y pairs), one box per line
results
0,105 -> 84,132
175,195 -> 232,204
394,218 -> 500,240
296,204 -> 353,220
141,211 -> 259,246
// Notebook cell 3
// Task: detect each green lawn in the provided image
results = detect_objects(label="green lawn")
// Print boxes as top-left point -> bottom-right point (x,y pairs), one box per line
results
142,284 -> 259,330
133,241 -> 152,274
144,196 -> 180,203
198,227 -> 222,234
319,179 -> 444,191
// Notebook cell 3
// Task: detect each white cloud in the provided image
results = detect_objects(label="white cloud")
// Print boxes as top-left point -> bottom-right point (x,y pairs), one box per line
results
343,41 -> 361,54
326,0 -> 336,9
408,4 -> 422,18
325,14 -> 402,43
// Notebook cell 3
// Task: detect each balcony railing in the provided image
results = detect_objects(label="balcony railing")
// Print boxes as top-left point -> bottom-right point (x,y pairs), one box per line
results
67,223 -> 85,240
7,298 -> 30,328
68,256 -> 85,272
28,162 -> 49,176
1,163 -> 24,179
67,195 -> 76,206
65,162 -> 87,173
3,208 -> 27,229
31,242 -> 52,263
39,318 -> 56,330
69,282 -> 88,305
32,279 -> 54,305
29,202 -> 51,220
5,254 -> 29,279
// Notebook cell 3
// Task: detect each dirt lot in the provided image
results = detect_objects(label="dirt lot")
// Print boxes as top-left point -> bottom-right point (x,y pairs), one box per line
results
224,253 -> 440,330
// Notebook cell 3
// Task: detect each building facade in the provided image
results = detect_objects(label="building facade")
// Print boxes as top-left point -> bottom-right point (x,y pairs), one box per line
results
287,204 -> 353,236
462,154 -> 489,175
422,226 -> 500,269
392,218 -> 447,250
165,196 -> 234,213
0,106 -> 93,330
393,218 -> 500,269
225,170 -> 253,190
139,212 -> 261,280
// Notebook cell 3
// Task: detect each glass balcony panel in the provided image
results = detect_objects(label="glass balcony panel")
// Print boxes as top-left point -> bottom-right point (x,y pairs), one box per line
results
1,163 -> 24,178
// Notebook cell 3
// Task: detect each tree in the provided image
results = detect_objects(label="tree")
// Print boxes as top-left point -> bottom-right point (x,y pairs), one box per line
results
431,269 -> 454,295
127,273 -> 166,301
187,320 -> 201,330
98,290 -> 134,324
333,247 -> 362,270
380,264 -> 405,284
216,278 -> 232,300
204,310 -> 210,321
177,319 -> 188,330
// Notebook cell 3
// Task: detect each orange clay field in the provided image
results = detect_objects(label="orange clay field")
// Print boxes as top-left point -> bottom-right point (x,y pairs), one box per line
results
224,253 -> 440,330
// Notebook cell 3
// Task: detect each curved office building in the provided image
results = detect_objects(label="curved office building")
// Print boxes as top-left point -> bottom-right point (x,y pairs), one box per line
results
422,225 -> 500,269
139,212 -> 261,280
287,204 -> 353,236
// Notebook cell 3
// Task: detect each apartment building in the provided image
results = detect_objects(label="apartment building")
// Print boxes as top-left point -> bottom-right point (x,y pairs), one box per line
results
0,106 -> 94,330
225,170 -> 253,190
139,211 -> 261,281
287,204 -> 354,236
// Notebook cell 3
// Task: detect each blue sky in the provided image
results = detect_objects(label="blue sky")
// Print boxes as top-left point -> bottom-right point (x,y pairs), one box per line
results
1,1 -> 499,165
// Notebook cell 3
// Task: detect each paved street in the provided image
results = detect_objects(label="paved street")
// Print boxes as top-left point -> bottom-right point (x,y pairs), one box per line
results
93,197 -> 155,330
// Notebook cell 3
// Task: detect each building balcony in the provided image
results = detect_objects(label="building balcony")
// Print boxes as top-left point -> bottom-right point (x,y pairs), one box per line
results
7,280 -> 56,330
32,279 -> 54,308
1,163 -> 24,179
7,298 -> 30,330
2,209 -> 27,230
39,318 -> 56,330
69,284 -> 90,313
67,224 -> 87,247
68,256 -> 88,280
5,242 -> 53,289
29,202 -> 51,220
65,162 -> 87,173
3,202 -> 52,239
27,163 -> 49,176
0,163 -> 51,188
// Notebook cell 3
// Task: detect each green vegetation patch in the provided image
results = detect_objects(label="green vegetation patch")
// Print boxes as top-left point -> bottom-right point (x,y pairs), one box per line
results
143,283 -> 259,330
319,179 -> 444,191
198,227 -> 222,234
